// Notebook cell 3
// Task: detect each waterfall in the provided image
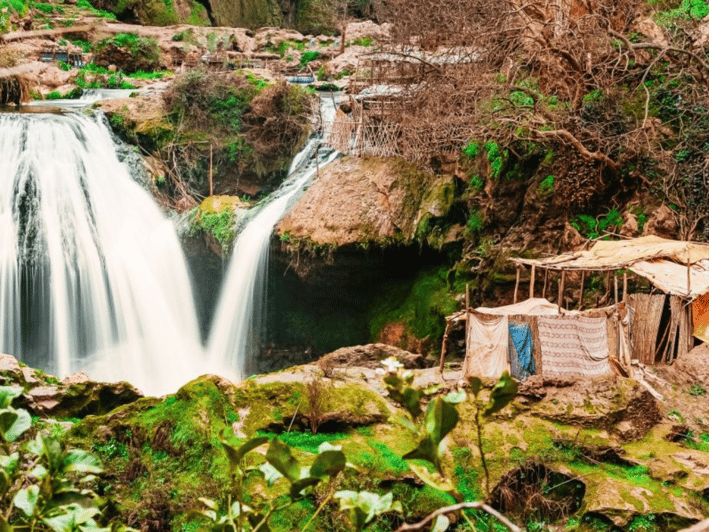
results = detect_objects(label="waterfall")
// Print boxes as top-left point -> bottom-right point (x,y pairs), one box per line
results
0,111 -> 205,396
207,96 -> 340,379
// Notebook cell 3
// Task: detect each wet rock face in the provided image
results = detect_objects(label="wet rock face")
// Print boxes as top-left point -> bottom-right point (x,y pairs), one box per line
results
0,354 -> 143,418
210,0 -> 283,28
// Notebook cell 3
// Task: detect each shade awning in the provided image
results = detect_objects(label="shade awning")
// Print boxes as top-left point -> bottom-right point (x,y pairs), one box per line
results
628,259 -> 709,300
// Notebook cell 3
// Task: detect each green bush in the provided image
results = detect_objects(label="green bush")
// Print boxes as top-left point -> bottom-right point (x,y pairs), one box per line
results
299,50 -> 321,67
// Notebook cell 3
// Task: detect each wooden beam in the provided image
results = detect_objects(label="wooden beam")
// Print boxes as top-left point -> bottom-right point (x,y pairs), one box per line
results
513,267 -> 521,304
529,265 -> 536,300
578,271 -> 585,310
623,271 -> 628,301
558,270 -> 565,312
614,273 -> 619,305
438,320 -> 453,373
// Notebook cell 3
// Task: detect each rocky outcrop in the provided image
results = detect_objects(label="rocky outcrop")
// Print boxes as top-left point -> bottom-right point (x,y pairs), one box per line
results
0,354 -> 142,418
210,0 -> 283,29
276,156 -> 456,247
317,343 -> 428,371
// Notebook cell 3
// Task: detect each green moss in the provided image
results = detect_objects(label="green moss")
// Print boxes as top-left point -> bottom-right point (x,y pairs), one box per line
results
367,265 -> 459,345
256,430 -> 346,453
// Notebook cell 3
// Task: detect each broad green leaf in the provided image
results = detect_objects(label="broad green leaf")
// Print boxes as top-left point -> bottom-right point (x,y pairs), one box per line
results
265,437 -> 300,483
63,449 -> 103,474
29,464 -> 48,480
443,389 -> 467,404
199,497 -> 218,511
401,387 -> 423,419
27,435 -> 44,456
408,463 -> 455,492
14,485 -> 40,517
309,450 -> 346,478
4,407 -> 31,442
467,376 -> 483,397
289,476 -> 321,498
335,490 -> 400,529
424,397 -> 458,446
483,371 -> 518,416
431,514 -> 450,532
0,386 -> 22,409
229,501 -> 251,517
317,441 -> 342,452
222,436 -> 268,468
0,410 -> 17,442
43,511 -> 75,532
402,437 -> 437,467
258,462 -> 283,485
43,438 -> 64,471
0,452 -> 19,472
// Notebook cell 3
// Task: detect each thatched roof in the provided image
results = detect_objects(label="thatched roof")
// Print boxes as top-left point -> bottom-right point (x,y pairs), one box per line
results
511,236 -> 709,271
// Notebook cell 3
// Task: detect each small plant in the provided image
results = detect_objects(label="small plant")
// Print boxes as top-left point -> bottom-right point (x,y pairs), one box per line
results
538,175 -> 555,195
463,140 -> 480,158
195,432 -> 347,532
467,209 -> 485,233
299,51 -> 321,68
0,386 -> 135,532
689,383 -> 706,396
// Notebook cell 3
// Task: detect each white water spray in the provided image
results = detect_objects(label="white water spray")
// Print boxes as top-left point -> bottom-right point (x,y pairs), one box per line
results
0,111 -> 205,396
207,96 -> 340,379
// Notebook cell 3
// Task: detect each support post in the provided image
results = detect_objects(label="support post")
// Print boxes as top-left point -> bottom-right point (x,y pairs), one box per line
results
558,270 -> 565,312
529,265 -> 536,300
578,271 -> 585,310
513,267 -> 521,304
465,283 -> 470,310
438,320 -> 453,374
614,272 -> 619,305
623,271 -> 628,301
542,269 -> 549,298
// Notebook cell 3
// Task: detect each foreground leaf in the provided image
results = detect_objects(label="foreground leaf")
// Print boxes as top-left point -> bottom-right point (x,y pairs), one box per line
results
483,371 -> 518,416
14,485 -> 40,518
265,437 -> 300,483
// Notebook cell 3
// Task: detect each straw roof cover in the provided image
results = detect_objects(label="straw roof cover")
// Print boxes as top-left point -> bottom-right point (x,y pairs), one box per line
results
511,236 -> 709,271
629,259 -> 709,299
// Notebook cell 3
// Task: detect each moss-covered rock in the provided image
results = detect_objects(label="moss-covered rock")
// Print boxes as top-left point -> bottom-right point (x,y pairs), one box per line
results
209,0 -> 283,29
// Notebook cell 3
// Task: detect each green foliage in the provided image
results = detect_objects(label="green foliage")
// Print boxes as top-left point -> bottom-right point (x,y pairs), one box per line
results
0,388 -> 134,532
570,208 -> 622,239
368,266 -> 459,344
127,69 -> 171,79
256,431 -> 346,454
34,2 -> 55,13
95,33 -> 159,70
466,209 -> 485,233
538,174 -> 554,195
335,491 -> 401,532
689,384 -> 706,396
196,432 -> 347,532
655,0 -> 709,25
462,141 -> 480,158
484,141 -> 506,179
299,50 -> 321,67
45,90 -> 62,100
191,209 -> 236,254
75,0 -> 115,18
348,35 -> 374,47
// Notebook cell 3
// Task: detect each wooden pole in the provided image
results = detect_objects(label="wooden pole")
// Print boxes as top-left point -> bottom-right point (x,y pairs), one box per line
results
623,271 -> 628,301
208,144 -> 214,196
438,320 -> 453,373
558,270 -> 565,312
465,283 -> 470,311
513,267 -> 521,304
529,265 -> 536,300
542,269 -> 549,298
614,272 -> 619,305
578,271 -> 585,310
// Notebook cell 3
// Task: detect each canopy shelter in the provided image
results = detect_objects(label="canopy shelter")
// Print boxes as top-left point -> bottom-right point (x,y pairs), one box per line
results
506,236 -> 709,367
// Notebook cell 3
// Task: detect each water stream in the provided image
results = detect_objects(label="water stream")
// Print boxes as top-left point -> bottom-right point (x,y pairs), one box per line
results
207,96 -> 340,379
0,111 -> 205,396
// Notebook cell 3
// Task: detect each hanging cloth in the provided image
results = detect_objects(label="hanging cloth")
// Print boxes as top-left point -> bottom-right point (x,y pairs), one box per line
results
509,322 -> 535,380
462,312 -> 510,379
537,315 -> 612,378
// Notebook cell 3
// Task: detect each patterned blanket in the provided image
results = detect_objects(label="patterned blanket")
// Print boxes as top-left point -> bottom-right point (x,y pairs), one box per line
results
537,315 -> 612,378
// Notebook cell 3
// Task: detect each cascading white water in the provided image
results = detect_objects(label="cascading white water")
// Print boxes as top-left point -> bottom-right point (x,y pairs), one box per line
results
0,111 -> 205,396
207,96 -> 340,379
